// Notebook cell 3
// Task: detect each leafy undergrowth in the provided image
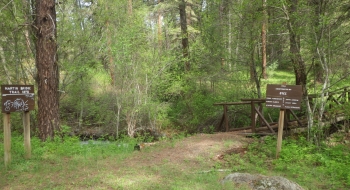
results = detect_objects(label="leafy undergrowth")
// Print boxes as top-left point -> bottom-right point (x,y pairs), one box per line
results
222,135 -> 350,190
0,133 -> 349,189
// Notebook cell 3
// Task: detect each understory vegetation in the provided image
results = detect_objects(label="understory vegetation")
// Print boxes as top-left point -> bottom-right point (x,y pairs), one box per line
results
1,0 -> 350,189
224,135 -> 350,189
1,132 -> 349,189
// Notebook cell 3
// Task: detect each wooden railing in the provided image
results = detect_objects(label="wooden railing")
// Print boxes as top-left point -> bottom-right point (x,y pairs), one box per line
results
214,86 -> 350,134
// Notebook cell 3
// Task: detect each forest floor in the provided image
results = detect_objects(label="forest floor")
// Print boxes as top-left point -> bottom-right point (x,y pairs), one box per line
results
105,131 -> 255,189
1,132 -> 258,190
3,130 -> 349,189
127,131 -> 253,170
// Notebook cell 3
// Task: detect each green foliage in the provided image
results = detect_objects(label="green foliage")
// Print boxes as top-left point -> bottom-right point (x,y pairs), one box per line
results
0,134 -> 136,166
225,136 -> 350,189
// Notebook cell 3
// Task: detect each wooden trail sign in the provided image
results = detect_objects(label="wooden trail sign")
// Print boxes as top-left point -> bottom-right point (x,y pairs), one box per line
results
266,84 -> 302,110
2,85 -> 34,167
1,85 -> 35,113
265,84 -> 302,159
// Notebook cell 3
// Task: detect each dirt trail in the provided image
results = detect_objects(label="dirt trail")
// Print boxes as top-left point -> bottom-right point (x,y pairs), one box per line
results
127,132 -> 253,170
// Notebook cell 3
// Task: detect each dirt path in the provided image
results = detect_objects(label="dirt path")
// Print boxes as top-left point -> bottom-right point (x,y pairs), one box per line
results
126,132 -> 253,170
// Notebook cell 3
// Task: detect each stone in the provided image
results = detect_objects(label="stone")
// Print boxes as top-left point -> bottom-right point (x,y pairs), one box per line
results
221,173 -> 304,190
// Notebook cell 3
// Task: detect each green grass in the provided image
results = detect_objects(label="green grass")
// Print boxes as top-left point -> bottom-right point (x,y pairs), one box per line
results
224,135 -> 350,190
263,70 -> 295,86
1,133 -> 350,189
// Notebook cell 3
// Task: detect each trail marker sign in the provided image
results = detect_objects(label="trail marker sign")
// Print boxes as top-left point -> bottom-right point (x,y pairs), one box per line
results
266,84 -> 302,110
2,85 -> 34,167
1,85 -> 35,113
265,84 -> 302,159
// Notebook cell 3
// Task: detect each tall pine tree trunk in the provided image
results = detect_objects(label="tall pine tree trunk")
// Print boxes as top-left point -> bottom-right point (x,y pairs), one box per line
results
286,0 -> 307,94
261,0 -> 267,79
34,0 -> 60,141
179,0 -> 190,71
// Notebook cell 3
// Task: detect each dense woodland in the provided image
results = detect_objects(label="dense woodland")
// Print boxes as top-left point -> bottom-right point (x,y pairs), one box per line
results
1,0 -> 350,142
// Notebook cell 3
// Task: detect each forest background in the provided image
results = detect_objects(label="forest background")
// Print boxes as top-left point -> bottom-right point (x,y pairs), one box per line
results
1,0 -> 350,142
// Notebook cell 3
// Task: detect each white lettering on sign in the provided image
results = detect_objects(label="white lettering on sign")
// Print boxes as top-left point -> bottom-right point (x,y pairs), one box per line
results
272,98 -> 282,100
279,92 -> 287,95
20,86 -> 31,91
276,88 -> 291,91
4,86 -> 32,94
5,87 -> 18,91
3,98 -> 29,112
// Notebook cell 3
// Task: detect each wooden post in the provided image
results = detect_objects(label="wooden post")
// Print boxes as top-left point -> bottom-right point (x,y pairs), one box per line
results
251,101 -> 256,133
276,109 -> 285,158
285,109 -> 290,129
224,105 -> 229,132
4,113 -> 11,167
258,103 -> 263,127
23,111 -> 31,159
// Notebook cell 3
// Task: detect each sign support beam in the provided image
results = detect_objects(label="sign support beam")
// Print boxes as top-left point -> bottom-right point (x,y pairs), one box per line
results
4,113 -> 11,168
23,111 -> 31,159
276,109 -> 285,158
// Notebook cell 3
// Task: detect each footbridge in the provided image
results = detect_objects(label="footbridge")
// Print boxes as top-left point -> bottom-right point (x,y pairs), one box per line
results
214,86 -> 350,134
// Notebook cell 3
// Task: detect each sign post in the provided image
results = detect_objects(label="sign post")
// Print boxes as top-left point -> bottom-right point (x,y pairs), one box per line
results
3,113 -> 11,168
276,109 -> 285,158
23,111 -> 31,159
266,84 -> 302,158
2,85 -> 35,167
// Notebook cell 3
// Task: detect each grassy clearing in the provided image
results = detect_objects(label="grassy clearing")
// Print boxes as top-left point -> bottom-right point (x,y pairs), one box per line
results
1,133 -> 350,189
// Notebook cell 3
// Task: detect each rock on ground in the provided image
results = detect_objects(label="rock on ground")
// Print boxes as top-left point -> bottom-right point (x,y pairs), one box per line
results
221,173 -> 304,190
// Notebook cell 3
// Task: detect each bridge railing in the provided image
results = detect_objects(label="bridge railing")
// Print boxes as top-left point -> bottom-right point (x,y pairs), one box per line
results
214,86 -> 350,134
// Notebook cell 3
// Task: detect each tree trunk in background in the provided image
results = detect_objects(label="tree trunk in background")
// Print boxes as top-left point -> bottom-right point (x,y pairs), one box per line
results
179,0 -> 190,71
105,3 -> 115,86
311,0 -> 326,83
22,0 -> 34,57
286,0 -> 307,96
157,0 -> 163,48
35,0 -> 60,141
0,44 -> 12,84
261,0 -> 267,79
128,0 -> 133,16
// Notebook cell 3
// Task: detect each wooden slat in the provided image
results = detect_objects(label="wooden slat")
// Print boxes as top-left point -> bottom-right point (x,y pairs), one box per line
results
214,102 -> 253,106
254,106 -> 275,133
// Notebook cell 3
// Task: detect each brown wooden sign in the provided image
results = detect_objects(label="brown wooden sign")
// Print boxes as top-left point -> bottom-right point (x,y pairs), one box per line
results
1,85 -> 35,113
266,84 -> 302,110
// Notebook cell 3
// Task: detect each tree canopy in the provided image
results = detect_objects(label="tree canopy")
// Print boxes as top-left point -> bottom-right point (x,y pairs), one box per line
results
1,0 -> 350,141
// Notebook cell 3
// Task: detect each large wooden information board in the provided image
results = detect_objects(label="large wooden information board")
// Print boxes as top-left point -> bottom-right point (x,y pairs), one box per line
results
266,84 -> 302,110
1,85 -> 35,113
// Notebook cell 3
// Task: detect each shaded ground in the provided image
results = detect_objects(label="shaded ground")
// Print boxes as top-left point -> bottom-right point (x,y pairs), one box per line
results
126,132 -> 253,170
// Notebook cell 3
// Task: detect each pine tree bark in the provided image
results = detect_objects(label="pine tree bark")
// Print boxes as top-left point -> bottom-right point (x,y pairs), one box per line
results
261,0 -> 267,79
179,0 -> 190,71
34,0 -> 60,141
285,0 -> 307,96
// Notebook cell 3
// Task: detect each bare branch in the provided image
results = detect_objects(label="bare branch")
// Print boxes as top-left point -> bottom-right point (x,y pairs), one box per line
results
0,0 -> 13,13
